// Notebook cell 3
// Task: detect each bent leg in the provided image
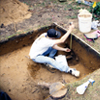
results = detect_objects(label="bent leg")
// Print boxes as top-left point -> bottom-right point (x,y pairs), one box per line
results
42,47 -> 57,58
33,55 -> 69,73
49,48 -> 57,58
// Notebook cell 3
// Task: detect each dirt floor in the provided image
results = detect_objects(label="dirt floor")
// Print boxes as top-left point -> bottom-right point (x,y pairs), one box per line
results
0,0 -> 100,100
0,44 -> 92,100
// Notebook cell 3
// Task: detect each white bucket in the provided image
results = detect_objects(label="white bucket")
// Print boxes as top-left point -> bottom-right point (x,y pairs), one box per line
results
78,15 -> 92,33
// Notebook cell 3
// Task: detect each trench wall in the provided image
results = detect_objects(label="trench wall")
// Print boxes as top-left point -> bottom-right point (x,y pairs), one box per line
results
0,25 -> 54,56
66,35 -> 100,71
0,25 -> 100,72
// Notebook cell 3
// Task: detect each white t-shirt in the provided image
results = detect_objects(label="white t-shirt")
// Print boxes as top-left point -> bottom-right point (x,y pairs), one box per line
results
29,33 -> 56,59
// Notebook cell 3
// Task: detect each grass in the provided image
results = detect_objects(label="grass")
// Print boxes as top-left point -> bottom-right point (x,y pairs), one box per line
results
4,28 -> 34,40
72,6 -> 81,10
7,34 -> 16,39
63,69 -> 100,100
36,2 -> 45,7
66,15 -> 77,19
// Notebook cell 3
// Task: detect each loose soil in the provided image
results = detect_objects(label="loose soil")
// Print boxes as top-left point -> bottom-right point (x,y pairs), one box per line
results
0,0 -> 100,100
0,0 -> 31,26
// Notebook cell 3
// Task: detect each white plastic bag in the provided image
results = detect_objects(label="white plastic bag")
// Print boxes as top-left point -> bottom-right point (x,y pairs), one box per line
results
55,55 -> 68,66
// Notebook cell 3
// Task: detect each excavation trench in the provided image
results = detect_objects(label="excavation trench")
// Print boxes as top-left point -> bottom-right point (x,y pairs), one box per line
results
0,24 -> 100,100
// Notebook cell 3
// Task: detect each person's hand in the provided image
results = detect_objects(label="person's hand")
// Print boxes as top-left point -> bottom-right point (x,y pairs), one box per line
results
64,48 -> 71,52
68,22 -> 74,31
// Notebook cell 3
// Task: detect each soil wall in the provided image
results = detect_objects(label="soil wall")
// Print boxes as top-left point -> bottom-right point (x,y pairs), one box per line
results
66,35 -> 100,71
0,25 -> 100,71
0,25 -> 54,56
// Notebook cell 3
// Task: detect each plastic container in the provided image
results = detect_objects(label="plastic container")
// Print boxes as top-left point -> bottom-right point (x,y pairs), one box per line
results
76,80 -> 90,94
76,79 -> 95,95
78,14 -> 92,33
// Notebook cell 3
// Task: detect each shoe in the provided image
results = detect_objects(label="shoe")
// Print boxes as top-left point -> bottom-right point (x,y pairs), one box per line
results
68,68 -> 80,77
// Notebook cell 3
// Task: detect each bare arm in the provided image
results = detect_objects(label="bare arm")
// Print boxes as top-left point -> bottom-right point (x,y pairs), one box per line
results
53,45 -> 71,52
54,24 -> 74,45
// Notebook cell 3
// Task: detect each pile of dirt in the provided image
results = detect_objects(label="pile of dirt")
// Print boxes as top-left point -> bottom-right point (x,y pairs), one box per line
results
0,0 -> 31,26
